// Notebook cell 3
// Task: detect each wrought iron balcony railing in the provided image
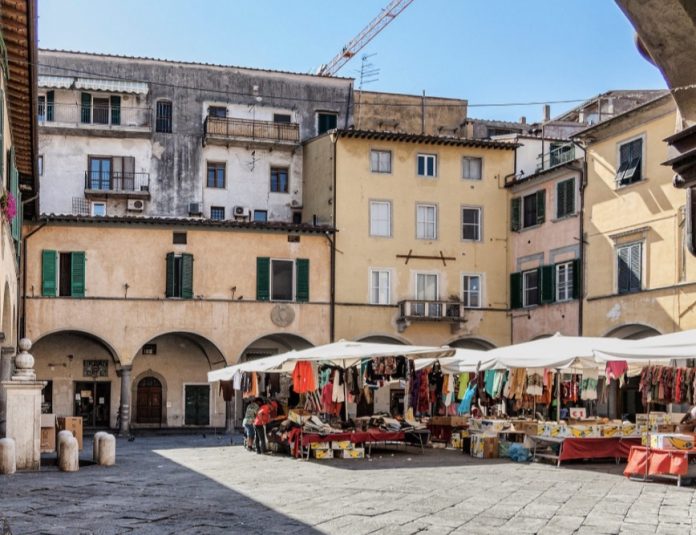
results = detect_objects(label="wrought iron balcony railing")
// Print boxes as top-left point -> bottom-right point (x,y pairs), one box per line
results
84,171 -> 150,194
203,116 -> 300,145
39,102 -> 151,128
397,299 -> 469,322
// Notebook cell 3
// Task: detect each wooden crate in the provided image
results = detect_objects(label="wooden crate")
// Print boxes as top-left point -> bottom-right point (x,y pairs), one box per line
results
56,417 -> 83,450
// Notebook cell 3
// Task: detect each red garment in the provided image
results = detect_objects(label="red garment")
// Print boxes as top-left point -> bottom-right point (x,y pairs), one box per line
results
321,383 -> 340,416
254,404 -> 272,426
292,361 -> 317,393
605,361 -> 628,381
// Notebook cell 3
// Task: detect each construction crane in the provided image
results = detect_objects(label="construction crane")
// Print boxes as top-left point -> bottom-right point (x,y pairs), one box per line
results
317,0 -> 414,77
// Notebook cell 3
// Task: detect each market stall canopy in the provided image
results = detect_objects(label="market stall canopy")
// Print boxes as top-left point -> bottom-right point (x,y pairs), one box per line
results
414,348 -> 491,373
479,334 -> 630,370
207,352 -> 297,382
594,328 -> 696,361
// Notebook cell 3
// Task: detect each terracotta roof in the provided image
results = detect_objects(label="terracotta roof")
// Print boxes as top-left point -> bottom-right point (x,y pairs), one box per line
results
39,214 -> 336,234
327,129 -> 518,149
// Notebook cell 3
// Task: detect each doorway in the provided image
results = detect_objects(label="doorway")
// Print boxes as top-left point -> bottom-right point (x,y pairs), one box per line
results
184,385 -> 210,426
74,381 -> 111,427
136,377 -> 163,424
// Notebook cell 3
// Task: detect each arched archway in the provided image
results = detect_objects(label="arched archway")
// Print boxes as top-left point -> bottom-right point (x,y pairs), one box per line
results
449,337 -> 496,350
356,334 -> 408,345
135,375 -> 164,425
605,324 -> 661,340
33,330 -> 121,428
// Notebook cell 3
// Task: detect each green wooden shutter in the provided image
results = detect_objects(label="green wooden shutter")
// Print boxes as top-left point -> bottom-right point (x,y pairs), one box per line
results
565,179 -> 575,216
110,95 -> 121,125
70,252 -> 85,297
556,181 -> 566,218
256,257 -> 270,301
571,258 -> 581,300
511,197 -> 521,231
10,153 -> 19,243
295,258 -> 309,302
80,92 -> 91,123
165,252 -> 175,297
540,265 -> 554,304
536,190 -> 545,224
46,90 -> 54,121
510,272 -> 522,309
41,250 -> 57,297
181,253 -> 193,299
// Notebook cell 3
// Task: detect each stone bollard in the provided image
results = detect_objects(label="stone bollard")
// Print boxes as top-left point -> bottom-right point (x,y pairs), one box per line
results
0,437 -> 16,475
96,434 -> 116,466
93,431 -> 108,463
58,436 -> 79,472
57,430 -> 73,458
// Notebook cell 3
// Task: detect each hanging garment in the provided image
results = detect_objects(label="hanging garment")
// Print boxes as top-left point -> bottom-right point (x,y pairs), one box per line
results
526,368 -> 544,396
243,372 -> 258,398
331,369 -> 345,403
457,373 -> 470,400
457,384 -> 477,415
504,368 -> 527,399
492,370 -> 507,399
484,370 -> 496,398
443,374 -> 455,406
605,361 -> 628,381
292,361 -> 317,394
232,370 -> 243,391
219,380 -> 235,402
580,368 -> 599,401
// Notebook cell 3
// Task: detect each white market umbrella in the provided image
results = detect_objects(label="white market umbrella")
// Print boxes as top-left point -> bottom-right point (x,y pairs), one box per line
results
207,351 -> 297,382
593,328 -> 696,362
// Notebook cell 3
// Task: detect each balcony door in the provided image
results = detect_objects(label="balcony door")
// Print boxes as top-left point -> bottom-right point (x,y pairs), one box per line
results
88,157 -> 111,190
414,273 -> 440,317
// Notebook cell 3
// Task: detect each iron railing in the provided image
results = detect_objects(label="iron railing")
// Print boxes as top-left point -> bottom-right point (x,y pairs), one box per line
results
84,171 -> 150,193
204,116 -> 300,143
39,102 -> 151,128
398,299 -> 468,321
537,143 -> 575,171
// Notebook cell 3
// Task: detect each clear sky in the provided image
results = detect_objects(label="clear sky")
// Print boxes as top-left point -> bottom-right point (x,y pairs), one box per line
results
37,0 -> 667,122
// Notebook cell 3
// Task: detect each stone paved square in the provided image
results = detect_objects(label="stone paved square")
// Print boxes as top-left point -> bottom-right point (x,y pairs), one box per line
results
1,434 -> 696,534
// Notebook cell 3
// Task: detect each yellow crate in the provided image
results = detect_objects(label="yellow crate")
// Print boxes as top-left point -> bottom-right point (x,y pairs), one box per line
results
341,448 -> 365,459
313,449 -> 334,459
331,440 -> 352,450
310,442 -> 330,450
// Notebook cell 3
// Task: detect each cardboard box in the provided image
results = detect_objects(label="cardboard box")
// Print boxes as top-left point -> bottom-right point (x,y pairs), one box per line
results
313,449 -> 334,459
543,423 -> 569,438
341,448 -> 365,459
310,441 -> 330,450
40,426 -> 56,453
449,433 -> 462,449
430,415 -> 468,426
621,423 -> 637,436
514,421 -> 543,436
56,416 -> 83,450
569,425 -> 597,438
470,434 -> 499,459
331,440 -> 352,450
649,433 -> 695,450
600,424 -> 621,438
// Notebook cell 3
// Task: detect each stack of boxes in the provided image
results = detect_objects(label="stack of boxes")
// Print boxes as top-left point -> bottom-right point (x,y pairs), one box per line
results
311,440 -> 366,459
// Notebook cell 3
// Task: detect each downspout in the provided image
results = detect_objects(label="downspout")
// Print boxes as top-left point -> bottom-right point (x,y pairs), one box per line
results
567,153 -> 586,336
328,133 -> 338,342
20,216 -> 45,341
503,170 -> 517,344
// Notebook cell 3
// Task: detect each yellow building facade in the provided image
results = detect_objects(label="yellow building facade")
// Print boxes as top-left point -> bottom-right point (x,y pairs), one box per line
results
304,130 -> 516,348
580,95 -> 695,338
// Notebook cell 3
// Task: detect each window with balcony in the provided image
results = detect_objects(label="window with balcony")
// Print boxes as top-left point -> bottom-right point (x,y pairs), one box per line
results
208,106 -> 227,118
616,137 -> 643,186
80,93 -> 121,125
87,156 -> 136,191
207,162 -> 225,188
511,190 -> 545,231
369,201 -> 391,237
270,167 -> 289,193
462,274 -> 481,308
370,269 -> 391,305
273,113 -> 291,123
549,142 -> 574,167
462,157 -> 482,180
416,204 -> 437,240
41,250 -> 85,297
461,207 -> 481,241
370,150 -> 392,173
210,206 -> 225,221
256,257 -> 309,302
165,253 -> 193,299
155,100 -> 173,133
317,112 -> 337,135
417,154 -> 437,177
556,178 -> 576,218
617,242 -> 642,294
414,273 -> 439,317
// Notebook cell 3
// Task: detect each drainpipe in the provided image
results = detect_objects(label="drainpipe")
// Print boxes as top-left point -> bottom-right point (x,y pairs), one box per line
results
327,132 -> 338,342
567,155 -> 585,336
20,217 -> 46,341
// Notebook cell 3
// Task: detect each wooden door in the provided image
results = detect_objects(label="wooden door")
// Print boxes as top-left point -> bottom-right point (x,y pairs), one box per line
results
136,377 -> 162,424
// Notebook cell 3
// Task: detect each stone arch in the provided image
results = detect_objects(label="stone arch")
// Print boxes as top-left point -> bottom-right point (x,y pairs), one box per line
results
447,336 -> 497,350
238,332 -> 314,363
33,328 -> 121,364
604,324 -> 661,340
132,330 -> 228,368
356,333 -> 411,345
131,369 -> 168,426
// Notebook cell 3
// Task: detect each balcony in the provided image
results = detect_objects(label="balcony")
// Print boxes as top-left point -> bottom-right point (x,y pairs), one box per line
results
203,116 -> 300,148
536,142 -> 576,172
38,102 -> 151,135
84,171 -> 150,198
397,299 -> 469,323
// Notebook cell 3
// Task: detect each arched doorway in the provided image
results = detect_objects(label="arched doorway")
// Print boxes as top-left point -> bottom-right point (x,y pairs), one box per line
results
136,376 -> 163,424
449,337 -> 496,350
605,324 -> 661,340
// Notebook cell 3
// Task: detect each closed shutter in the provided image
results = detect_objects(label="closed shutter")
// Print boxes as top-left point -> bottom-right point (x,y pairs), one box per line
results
617,246 -> 631,294
41,250 -> 57,297
80,93 -> 91,123
629,243 -> 642,292
571,258 -> 581,299
536,190 -> 545,224
70,252 -> 85,297
295,258 -> 310,302
110,95 -> 121,125
165,252 -> 175,298
510,272 -> 522,309
256,257 -> 270,301
565,179 -> 575,215
10,152 -> 19,242
181,253 -> 194,299
46,90 -> 54,121
556,181 -> 566,218
540,265 -> 554,304
511,197 -> 521,231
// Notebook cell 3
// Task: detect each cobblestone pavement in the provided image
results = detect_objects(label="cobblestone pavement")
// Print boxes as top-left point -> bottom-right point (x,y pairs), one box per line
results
1,434 -> 695,534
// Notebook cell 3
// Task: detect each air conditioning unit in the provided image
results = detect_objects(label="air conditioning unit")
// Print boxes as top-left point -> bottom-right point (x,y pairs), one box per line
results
233,206 -> 247,217
127,199 -> 145,212
188,202 -> 202,216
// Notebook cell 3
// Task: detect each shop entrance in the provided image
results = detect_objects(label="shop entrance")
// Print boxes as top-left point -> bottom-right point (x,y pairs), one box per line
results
136,377 -> 163,424
184,385 -> 210,426
74,381 -> 111,427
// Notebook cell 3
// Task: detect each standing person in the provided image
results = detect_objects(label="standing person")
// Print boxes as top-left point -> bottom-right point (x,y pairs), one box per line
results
242,398 -> 260,451
254,399 -> 272,454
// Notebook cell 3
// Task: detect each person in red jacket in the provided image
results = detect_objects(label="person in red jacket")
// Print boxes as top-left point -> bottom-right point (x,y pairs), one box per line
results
254,400 -> 272,454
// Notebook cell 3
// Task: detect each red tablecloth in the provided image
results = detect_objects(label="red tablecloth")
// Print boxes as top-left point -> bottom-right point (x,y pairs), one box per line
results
288,429 -> 405,458
624,445 -> 696,478
559,437 -> 642,462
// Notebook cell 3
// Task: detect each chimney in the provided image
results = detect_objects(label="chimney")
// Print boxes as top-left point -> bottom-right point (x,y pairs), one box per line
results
543,104 -> 551,122
519,116 -> 526,125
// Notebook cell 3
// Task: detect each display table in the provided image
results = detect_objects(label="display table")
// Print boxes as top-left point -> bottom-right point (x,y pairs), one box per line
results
624,445 -> 696,487
288,428 -> 429,458
530,436 -> 641,466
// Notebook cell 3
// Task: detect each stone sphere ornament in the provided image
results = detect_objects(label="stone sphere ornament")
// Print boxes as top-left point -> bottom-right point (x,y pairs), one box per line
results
13,337 -> 35,381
